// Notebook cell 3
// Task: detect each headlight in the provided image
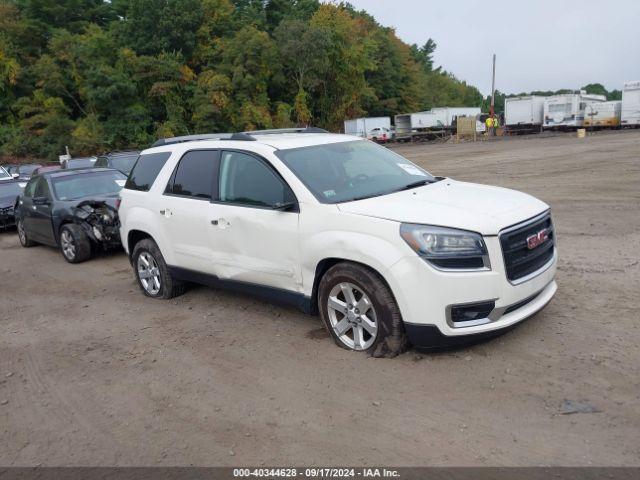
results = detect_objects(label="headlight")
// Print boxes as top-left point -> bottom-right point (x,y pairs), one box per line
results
400,223 -> 490,270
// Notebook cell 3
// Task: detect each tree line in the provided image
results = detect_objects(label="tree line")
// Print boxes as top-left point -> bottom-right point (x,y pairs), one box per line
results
0,0 -> 484,161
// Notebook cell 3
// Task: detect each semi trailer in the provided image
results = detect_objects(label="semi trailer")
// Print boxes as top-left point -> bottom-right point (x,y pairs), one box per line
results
621,81 -> 640,127
504,96 -> 546,133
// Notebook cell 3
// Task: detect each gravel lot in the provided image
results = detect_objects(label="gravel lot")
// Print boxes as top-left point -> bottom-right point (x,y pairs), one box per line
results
1,131 -> 639,466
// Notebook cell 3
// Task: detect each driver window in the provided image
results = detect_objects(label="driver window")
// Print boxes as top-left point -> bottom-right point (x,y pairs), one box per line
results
34,178 -> 51,199
218,151 -> 294,208
24,179 -> 37,198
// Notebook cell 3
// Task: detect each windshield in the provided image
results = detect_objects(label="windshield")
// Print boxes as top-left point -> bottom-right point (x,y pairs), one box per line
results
0,167 -> 10,180
275,140 -> 435,203
52,170 -> 127,201
110,154 -> 139,174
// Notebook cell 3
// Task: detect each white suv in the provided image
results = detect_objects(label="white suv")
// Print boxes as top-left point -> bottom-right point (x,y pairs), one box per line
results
119,128 -> 557,357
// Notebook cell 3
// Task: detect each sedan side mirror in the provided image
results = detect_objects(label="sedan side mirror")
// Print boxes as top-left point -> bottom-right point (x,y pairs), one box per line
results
33,196 -> 50,206
11,173 -> 19,179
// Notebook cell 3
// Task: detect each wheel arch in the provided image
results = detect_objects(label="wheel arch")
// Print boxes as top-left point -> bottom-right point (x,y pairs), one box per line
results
127,229 -> 154,259
310,257 -> 398,316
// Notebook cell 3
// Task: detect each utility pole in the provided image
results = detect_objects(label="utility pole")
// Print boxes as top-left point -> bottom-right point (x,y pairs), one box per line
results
490,53 -> 496,119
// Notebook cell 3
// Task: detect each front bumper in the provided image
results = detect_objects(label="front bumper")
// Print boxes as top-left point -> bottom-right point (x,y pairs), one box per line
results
386,235 -> 558,347
0,208 -> 15,230
404,280 -> 557,349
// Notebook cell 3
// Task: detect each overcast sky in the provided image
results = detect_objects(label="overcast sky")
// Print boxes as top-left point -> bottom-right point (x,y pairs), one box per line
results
345,0 -> 640,95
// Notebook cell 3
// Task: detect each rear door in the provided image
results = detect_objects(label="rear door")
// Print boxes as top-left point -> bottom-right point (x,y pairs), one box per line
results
159,149 -> 220,274
207,150 -> 301,292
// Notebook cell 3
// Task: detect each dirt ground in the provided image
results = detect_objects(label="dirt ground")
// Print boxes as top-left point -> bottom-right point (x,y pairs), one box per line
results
1,131 -> 639,467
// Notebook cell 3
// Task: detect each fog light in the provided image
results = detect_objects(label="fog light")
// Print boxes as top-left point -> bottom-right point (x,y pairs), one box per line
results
448,301 -> 495,327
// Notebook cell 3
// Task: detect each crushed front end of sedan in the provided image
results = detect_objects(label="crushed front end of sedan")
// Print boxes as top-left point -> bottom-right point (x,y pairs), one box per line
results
71,200 -> 121,250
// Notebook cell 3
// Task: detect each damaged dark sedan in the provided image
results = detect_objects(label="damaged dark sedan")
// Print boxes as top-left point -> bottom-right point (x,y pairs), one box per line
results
14,168 -> 126,263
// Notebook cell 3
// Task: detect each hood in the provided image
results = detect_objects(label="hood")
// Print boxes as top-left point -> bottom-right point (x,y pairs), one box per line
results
0,194 -> 18,209
337,179 -> 549,235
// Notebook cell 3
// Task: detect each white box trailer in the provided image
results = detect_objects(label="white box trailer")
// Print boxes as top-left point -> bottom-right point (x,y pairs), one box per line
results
344,117 -> 391,138
543,92 -> 606,129
621,81 -> 640,127
584,101 -> 622,128
394,112 -> 439,134
504,96 -> 546,131
430,107 -> 481,128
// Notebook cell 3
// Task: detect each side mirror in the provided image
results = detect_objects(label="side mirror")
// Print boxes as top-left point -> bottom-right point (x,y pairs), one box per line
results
33,196 -> 50,206
12,173 -> 19,179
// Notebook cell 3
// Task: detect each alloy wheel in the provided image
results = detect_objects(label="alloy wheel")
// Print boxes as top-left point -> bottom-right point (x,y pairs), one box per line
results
137,251 -> 161,295
17,220 -> 26,245
60,230 -> 76,260
327,282 -> 378,350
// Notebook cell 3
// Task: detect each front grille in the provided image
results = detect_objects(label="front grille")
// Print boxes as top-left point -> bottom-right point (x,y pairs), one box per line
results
500,212 -> 555,282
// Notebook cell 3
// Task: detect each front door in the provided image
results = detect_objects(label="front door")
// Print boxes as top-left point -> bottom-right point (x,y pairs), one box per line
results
23,177 -> 55,245
208,150 -> 301,292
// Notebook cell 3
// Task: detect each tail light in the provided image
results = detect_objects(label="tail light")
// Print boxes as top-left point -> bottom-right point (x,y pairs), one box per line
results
115,198 -> 121,210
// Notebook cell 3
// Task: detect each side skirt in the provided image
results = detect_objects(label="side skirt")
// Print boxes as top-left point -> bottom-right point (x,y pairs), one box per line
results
167,266 -> 313,314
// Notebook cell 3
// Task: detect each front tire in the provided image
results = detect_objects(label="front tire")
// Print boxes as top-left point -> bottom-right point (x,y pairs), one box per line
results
132,238 -> 184,299
318,262 -> 408,358
16,219 -> 35,247
60,224 -> 92,263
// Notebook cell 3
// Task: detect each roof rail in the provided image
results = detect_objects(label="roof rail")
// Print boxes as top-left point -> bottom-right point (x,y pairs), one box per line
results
243,127 -> 329,135
152,127 -> 328,148
151,132 -> 261,147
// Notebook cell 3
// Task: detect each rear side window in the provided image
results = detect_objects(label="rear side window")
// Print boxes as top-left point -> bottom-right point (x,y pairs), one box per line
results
165,150 -> 218,200
125,152 -> 171,192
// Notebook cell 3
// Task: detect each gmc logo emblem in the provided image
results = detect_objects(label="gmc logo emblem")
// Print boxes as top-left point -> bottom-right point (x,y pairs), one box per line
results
527,229 -> 549,250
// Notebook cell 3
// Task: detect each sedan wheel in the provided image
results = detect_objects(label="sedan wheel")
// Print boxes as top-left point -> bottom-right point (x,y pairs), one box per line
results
326,282 -> 378,350
137,251 -> 162,296
60,229 -> 76,260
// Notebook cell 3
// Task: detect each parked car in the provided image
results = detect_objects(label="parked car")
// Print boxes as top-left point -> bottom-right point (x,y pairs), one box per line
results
5,163 -> 42,181
119,128 -> 557,356
62,157 -> 96,169
0,166 -> 14,182
15,168 -> 126,263
367,127 -> 392,143
33,164 -> 62,175
0,180 -> 24,230
94,151 -> 140,175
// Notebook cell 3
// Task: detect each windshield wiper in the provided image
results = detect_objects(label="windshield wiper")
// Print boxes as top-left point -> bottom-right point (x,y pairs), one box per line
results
395,179 -> 433,192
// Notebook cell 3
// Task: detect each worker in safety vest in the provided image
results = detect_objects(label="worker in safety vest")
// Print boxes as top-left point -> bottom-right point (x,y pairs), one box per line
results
485,116 -> 495,136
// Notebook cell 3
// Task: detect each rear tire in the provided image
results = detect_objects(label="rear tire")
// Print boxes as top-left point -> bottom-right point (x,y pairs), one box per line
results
318,262 -> 408,358
132,238 -> 184,299
60,224 -> 92,263
16,219 -> 35,247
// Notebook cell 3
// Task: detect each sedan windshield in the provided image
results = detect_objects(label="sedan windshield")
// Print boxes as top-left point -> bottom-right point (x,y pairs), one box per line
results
0,167 -> 10,180
52,170 -> 127,201
275,140 -> 436,203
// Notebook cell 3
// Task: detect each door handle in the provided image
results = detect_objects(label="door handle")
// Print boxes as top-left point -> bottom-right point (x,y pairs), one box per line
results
211,218 -> 230,228
160,209 -> 172,217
